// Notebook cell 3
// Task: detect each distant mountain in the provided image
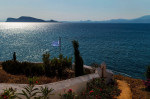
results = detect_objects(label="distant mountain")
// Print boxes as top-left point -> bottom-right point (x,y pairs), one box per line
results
5,15 -> 150,23
127,15 -> 150,23
74,15 -> 150,23
6,16 -> 58,22
101,15 -> 150,23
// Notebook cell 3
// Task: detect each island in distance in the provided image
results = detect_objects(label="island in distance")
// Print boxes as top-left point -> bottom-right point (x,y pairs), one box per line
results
71,15 -> 150,23
6,16 -> 58,22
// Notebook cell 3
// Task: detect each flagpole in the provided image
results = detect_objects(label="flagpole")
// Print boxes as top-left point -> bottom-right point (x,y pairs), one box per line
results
59,37 -> 61,54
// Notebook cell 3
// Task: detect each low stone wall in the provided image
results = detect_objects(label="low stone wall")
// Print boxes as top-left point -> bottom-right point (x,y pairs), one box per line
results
0,71 -> 113,99
0,73 -> 100,99
0,64 -> 114,99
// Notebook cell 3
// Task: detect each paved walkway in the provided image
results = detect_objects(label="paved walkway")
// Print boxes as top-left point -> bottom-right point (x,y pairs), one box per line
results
117,80 -> 132,99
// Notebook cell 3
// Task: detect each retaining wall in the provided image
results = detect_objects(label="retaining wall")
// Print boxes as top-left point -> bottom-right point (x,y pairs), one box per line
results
0,67 -> 113,99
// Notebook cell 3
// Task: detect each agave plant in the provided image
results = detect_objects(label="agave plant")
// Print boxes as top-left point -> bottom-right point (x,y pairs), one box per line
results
38,86 -> 54,99
19,84 -> 39,99
18,77 -> 39,99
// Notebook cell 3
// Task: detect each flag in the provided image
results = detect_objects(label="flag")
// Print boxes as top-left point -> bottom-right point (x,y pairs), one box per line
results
51,40 -> 60,46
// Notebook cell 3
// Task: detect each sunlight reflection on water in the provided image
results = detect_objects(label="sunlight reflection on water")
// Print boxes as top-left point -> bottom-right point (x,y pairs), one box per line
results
0,23 -> 150,79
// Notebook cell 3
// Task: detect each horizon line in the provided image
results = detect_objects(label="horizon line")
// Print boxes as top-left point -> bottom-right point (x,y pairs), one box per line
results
0,14 -> 150,22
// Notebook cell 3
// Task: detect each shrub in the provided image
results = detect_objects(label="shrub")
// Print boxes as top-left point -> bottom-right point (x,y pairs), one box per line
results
2,53 -> 72,78
57,55 -> 72,78
80,78 -> 121,99
0,88 -> 17,99
22,62 -> 45,77
42,52 -> 51,77
60,89 -> 76,99
2,60 -> 22,75
72,40 -> 84,77
42,52 -> 72,78
42,52 -> 50,65
28,64 -> 44,77
143,79 -> 150,91
144,66 -> 150,91
145,66 -> 150,79
2,61 -> 45,77
50,55 -> 72,78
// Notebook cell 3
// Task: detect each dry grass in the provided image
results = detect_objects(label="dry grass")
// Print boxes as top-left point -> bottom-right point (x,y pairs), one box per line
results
0,66 -> 28,84
115,75 -> 150,99
0,64 -> 74,84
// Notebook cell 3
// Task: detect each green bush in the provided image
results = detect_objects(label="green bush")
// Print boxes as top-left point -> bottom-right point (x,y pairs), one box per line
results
23,62 -> 45,77
80,78 -> 121,99
2,60 -> 22,75
42,52 -> 50,65
2,61 -> 45,77
57,54 -> 72,78
41,52 -> 72,78
42,52 -> 50,77
143,66 -> 150,91
145,66 -> 150,80
60,89 -> 76,99
22,62 -> 45,77
47,54 -> 72,78
2,53 -> 72,78
0,88 -> 17,99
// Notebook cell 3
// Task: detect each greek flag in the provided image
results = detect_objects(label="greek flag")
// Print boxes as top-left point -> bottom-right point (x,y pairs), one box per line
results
51,40 -> 60,46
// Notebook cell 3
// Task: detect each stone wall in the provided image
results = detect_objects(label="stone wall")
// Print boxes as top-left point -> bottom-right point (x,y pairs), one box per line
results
0,65 -> 114,99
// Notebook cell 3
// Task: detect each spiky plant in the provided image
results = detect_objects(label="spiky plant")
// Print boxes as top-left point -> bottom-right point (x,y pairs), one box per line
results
39,86 -> 54,99
18,77 -> 39,99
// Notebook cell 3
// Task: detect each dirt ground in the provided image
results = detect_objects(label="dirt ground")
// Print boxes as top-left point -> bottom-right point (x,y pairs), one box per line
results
117,80 -> 132,99
115,75 -> 150,99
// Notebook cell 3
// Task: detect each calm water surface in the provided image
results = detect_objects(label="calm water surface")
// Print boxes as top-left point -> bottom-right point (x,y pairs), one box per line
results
0,22 -> 150,79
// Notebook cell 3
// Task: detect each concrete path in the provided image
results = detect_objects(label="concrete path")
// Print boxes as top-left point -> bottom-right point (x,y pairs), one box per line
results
117,80 -> 132,99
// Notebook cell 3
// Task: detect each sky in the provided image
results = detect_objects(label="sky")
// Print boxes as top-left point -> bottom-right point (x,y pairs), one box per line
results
0,0 -> 150,21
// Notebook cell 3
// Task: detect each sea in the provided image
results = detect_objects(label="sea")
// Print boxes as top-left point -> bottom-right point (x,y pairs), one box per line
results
0,22 -> 150,79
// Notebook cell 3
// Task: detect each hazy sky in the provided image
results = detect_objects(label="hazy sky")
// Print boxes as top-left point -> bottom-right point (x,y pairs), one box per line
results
0,0 -> 150,21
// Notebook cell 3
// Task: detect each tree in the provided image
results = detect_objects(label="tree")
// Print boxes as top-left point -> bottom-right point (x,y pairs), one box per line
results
13,52 -> 16,61
42,52 -> 50,65
42,52 -> 50,76
72,40 -> 84,77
